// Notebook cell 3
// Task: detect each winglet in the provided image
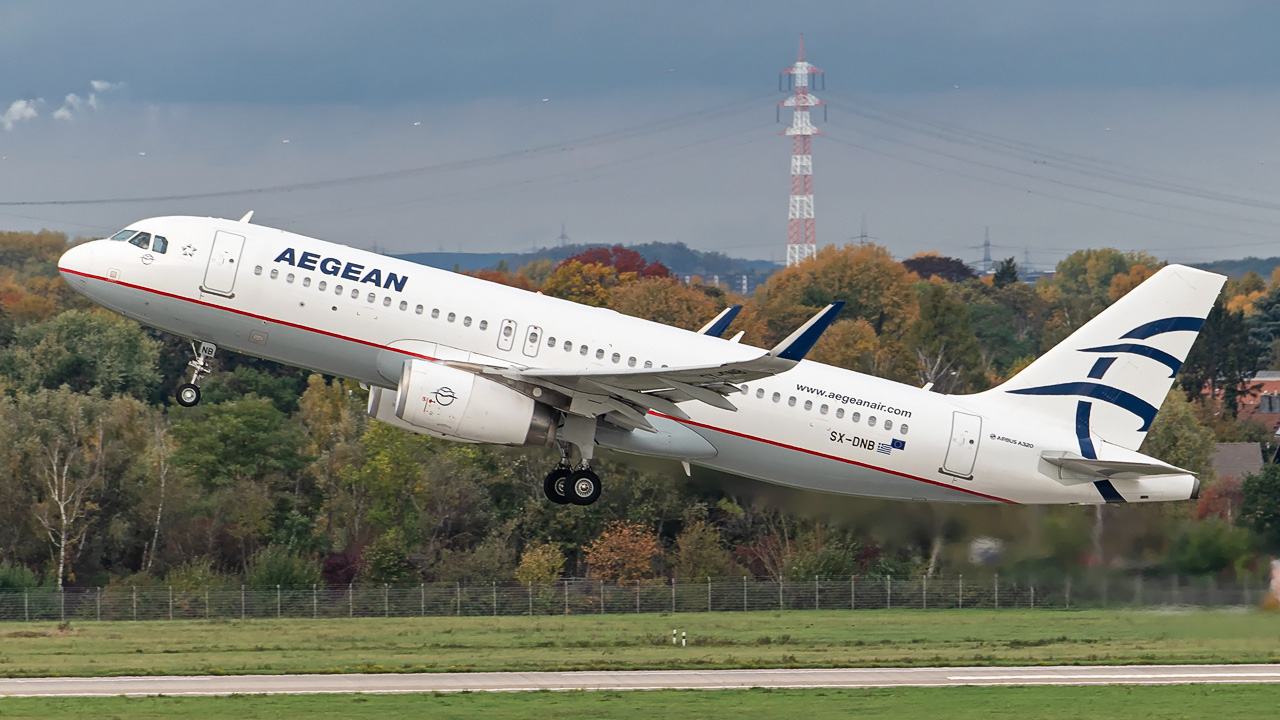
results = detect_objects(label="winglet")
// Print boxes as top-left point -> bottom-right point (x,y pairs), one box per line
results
698,305 -> 743,337
768,302 -> 845,361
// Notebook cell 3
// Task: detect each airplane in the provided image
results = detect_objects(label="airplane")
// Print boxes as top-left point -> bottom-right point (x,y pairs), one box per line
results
57,214 -> 1225,507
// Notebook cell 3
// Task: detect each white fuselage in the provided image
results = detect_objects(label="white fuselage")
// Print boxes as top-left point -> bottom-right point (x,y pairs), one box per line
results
57,216 -> 1199,506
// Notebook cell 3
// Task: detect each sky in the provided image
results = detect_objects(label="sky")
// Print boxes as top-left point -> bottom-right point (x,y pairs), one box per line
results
3,1 -> 1280,268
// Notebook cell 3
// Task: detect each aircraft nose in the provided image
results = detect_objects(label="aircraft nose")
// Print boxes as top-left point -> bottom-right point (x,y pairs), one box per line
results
58,241 -> 99,289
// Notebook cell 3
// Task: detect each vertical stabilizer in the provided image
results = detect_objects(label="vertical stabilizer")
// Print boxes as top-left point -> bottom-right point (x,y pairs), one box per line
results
985,264 -> 1225,453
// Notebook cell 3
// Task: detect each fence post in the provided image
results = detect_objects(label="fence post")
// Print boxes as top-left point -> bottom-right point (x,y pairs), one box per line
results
851,576 -> 856,611
743,576 -> 748,613
240,585 -> 245,620
563,579 -> 568,615
1133,576 -> 1142,606
169,586 -> 173,620
97,587 -> 101,622
958,575 -> 963,610
922,577 -> 927,610
994,574 -> 999,609
1065,577 -> 1071,609
24,589 -> 29,622
527,582 -> 532,616
277,585 -> 282,619
313,584 -> 318,619
384,584 -> 389,618
60,587 -> 64,622
1102,574 -> 1108,607
1172,575 -> 1179,605
500,582 -> 503,617
672,577 -> 677,613
1030,580 -> 1036,609
205,588 -> 209,620
348,583 -> 353,619
886,576 -> 891,610
708,577 -> 712,613
778,578 -> 783,610
423,583 -> 427,618
814,576 -> 820,610
598,581 -> 603,615
132,586 -> 137,621
457,582 -> 462,617
635,582 -> 640,614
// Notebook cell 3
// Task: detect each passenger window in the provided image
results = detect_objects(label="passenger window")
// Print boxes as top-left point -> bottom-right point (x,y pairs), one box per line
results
352,289 -> 360,299
335,284 -> 343,294
318,281 -> 327,291
254,266 -> 263,275
851,412 -> 861,423
627,356 -> 636,367
900,424 -> 909,435
287,273 -> 295,284
415,305 -> 424,315
563,341 -> 572,351
803,400 -> 812,411
383,297 -> 391,307
502,323 -> 512,336
580,345 -> 588,355
399,300 -> 407,310
364,291 -> 373,302
595,349 -> 604,360
432,309 -> 440,319
787,396 -> 796,407
479,320 -> 488,330
741,385 -> 749,394
152,236 -> 168,254
868,416 -> 877,427
836,408 -> 844,418
270,269 -> 279,279
463,316 -> 472,327
547,336 -> 556,347
644,360 -> 653,368
756,388 -> 765,399
448,312 -> 456,322
303,277 -> 311,288
820,404 -> 828,415
884,419 -> 893,431
129,232 -> 151,249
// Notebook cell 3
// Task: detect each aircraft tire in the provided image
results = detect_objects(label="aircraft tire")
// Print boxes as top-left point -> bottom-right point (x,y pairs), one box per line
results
568,469 -> 601,506
176,383 -> 202,408
543,467 -> 572,505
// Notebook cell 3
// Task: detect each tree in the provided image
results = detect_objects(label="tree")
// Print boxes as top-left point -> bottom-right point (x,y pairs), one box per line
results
1239,464 -> 1280,554
992,257 -> 1019,288
1182,301 -> 1260,415
514,542 -> 566,585
902,253 -> 977,283
671,520 -> 737,579
561,245 -> 669,278
541,261 -> 632,307
0,310 -> 162,400
609,276 -> 719,330
1140,389 -> 1216,478
584,521 -> 661,584
170,397 -> 308,492
908,281 -> 985,393
11,389 -> 149,587
362,528 -> 417,584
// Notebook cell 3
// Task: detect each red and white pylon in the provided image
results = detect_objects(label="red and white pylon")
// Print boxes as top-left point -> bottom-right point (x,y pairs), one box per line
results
780,36 -> 825,267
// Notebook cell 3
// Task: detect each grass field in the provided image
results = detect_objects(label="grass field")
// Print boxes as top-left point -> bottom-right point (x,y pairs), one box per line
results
0,609 -> 1276,677
2,685 -> 1280,719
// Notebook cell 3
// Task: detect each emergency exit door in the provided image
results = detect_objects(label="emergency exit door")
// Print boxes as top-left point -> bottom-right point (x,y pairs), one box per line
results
941,411 -> 982,479
201,231 -> 245,296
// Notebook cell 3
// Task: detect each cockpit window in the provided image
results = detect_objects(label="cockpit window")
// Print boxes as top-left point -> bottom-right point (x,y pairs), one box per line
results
152,236 -> 168,254
110,229 -> 138,241
128,232 -> 152,250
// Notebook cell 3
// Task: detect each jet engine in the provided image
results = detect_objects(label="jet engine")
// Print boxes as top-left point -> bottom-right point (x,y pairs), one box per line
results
390,359 -> 556,447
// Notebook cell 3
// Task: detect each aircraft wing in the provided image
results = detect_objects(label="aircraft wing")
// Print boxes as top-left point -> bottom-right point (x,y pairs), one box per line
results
474,302 -> 844,431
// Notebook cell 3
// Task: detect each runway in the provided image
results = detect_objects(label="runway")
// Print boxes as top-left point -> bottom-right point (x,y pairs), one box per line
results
2,664 -> 1279,697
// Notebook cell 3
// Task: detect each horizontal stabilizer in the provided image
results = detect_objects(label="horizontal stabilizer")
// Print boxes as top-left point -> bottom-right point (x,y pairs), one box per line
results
698,305 -> 742,337
1041,451 -> 1190,483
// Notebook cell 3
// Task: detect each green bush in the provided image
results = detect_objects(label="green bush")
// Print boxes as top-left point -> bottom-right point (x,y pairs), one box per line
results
1167,520 -> 1253,577
0,561 -> 41,590
245,545 -> 320,588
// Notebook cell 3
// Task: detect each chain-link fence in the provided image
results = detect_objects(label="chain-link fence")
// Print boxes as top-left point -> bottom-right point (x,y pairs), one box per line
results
0,574 -> 1266,622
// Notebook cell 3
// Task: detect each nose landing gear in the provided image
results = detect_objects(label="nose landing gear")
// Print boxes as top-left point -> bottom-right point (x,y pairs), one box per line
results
175,341 -> 217,408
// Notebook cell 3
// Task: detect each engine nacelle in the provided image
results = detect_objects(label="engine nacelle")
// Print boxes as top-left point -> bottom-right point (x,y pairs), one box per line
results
392,359 -> 556,447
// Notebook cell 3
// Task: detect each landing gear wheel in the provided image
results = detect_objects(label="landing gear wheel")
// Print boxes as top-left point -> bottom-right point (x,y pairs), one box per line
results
568,469 -> 601,506
176,383 -> 202,408
543,467 -> 572,505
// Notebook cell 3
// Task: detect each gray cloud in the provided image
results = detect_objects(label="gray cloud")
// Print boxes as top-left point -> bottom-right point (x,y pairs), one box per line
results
1,98 -> 39,130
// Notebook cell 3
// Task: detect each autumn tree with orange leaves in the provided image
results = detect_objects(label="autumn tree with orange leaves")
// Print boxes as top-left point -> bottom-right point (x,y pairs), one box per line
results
583,520 -> 661,584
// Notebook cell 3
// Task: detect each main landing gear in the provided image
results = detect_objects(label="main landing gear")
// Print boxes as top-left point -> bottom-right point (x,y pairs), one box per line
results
543,443 -> 601,506
175,341 -> 217,408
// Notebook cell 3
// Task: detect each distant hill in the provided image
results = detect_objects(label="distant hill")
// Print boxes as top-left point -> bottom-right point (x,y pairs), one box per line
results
397,242 -> 782,293
1192,256 -> 1280,280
